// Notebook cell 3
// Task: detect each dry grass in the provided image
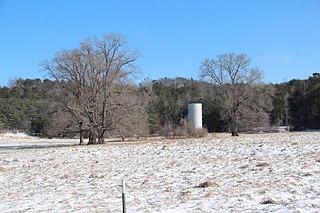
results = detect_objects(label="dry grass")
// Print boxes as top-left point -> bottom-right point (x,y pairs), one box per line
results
1,131 -> 320,212
0,166 -> 6,172
197,181 -> 216,188
188,127 -> 208,138
261,197 -> 277,204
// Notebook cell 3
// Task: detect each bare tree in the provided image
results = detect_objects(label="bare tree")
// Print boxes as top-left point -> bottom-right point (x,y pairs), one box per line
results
237,83 -> 274,131
42,33 -> 141,144
109,84 -> 151,141
200,53 -> 271,136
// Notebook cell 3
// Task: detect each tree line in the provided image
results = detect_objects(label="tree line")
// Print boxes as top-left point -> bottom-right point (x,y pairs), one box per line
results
1,74 -> 319,137
1,33 -> 319,142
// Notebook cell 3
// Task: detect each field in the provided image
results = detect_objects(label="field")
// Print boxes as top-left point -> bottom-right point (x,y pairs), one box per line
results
1,132 -> 320,212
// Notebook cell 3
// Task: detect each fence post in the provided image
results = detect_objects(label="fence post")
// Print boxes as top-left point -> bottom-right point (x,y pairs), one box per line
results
122,179 -> 126,213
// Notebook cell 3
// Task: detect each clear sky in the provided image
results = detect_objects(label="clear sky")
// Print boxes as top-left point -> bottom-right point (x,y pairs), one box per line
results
0,0 -> 319,86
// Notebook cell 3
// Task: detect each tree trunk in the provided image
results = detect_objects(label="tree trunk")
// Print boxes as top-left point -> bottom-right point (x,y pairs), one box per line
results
119,130 -> 125,142
230,117 -> 239,136
231,131 -> 239,136
97,128 -> 106,144
79,121 -> 84,145
88,126 -> 97,144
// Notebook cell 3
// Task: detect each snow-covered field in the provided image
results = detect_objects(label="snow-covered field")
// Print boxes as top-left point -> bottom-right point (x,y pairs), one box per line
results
0,132 -> 320,212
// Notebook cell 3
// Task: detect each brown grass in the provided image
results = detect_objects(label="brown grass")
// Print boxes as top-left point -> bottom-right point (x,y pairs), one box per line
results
261,197 -> 277,204
0,166 -> 6,172
197,181 -> 215,188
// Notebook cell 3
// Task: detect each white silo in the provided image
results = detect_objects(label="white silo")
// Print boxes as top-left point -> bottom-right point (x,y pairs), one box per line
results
188,103 -> 202,129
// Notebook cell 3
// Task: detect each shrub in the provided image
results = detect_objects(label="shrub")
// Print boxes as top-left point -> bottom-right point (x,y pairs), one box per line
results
159,120 -> 208,139
188,127 -> 208,138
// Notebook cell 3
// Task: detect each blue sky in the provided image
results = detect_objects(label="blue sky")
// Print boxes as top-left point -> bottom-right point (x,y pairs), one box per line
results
0,0 -> 319,86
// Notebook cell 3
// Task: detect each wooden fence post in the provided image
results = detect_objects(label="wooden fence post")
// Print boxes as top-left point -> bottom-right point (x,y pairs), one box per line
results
122,179 -> 126,213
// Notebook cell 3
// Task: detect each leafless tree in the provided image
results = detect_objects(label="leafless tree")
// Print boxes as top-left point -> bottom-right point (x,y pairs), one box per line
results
109,84 -> 151,141
200,53 -> 272,136
237,83 -> 274,131
42,33 -> 142,144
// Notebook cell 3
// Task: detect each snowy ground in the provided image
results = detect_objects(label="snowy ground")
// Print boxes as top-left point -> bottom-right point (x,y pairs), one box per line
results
0,132 -> 320,212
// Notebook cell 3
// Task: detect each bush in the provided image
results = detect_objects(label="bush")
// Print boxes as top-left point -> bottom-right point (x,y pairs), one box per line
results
173,126 -> 189,138
159,123 -> 175,138
188,127 -> 208,138
161,120 -> 208,138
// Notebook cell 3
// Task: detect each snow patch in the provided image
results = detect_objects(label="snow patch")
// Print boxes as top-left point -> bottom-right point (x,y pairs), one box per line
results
0,132 -> 319,212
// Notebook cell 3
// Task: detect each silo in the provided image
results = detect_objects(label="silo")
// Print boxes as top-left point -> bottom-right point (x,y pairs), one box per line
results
188,103 -> 202,129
